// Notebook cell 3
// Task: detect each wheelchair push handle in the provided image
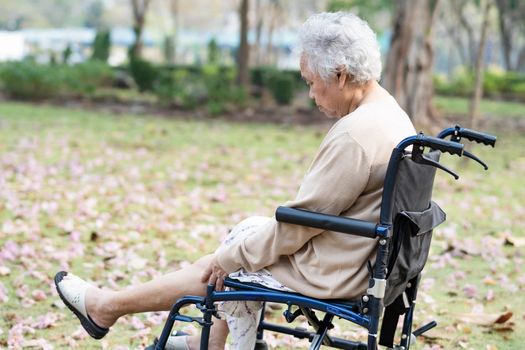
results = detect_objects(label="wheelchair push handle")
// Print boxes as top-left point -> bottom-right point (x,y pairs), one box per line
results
415,134 -> 464,157
275,206 -> 381,238
437,125 -> 497,147
458,127 -> 497,147
436,125 -> 497,170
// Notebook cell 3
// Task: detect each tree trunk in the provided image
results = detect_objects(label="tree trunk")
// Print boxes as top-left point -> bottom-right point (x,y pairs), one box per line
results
517,46 -> 525,72
237,0 -> 250,89
457,2 -> 477,66
266,1 -> 279,65
382,0 -> 441,129
495,0 -> 513,70
469,1 -> 492,130
130,0 -> 152,59
170,0 -> 179,64
253,0 -> 263,66
448,0 -> 474,66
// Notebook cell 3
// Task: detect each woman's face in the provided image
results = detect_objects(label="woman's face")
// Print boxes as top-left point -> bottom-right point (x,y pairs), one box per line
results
300,56 -> 344,118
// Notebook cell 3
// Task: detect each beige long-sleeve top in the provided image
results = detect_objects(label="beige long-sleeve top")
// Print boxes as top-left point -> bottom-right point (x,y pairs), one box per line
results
216,95 -> 416,299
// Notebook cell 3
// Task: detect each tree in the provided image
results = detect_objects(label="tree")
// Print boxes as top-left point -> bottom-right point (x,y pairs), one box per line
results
168,0 -> 179,64
84,0 -> 104,28
454,1 -> 478,66
382,0 -> 442,128
130,0 -> 152,59
495,0 -> 525,71
237,0 -> 250,89
438,1 -> 471,68
326,0 -> 393,32
469,0 -> 492,129
163,35 -> 175,64
253,0 -> 264,66
0,0 -> 103,29
251,0 -> 285,66
208,38 -> 220,65
62,44 -> 72,64
91,29 -> 111,62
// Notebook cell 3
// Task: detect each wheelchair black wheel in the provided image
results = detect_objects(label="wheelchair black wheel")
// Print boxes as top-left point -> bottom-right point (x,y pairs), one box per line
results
254,339 -> 268,350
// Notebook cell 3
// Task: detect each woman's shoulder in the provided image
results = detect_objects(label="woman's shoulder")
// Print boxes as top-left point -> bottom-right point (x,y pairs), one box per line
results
334,96 -> 411,133
326,97 -> 416,156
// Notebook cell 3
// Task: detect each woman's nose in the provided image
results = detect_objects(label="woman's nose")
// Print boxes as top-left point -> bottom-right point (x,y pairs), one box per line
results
308,88 -> 315,100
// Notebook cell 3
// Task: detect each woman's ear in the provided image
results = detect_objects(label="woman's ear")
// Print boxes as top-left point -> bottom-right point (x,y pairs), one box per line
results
337,71 -> 348,90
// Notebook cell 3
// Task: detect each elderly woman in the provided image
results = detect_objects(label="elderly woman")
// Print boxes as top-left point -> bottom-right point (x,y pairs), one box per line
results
55,12 -> 416,350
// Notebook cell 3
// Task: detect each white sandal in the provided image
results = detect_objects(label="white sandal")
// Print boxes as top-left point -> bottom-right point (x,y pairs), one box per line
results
54,271 -> 109,339
165,331 -> 190,350
146,331 -> 190,350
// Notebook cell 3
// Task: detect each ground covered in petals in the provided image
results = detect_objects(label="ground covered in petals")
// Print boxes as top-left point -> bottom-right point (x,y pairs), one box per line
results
0,101 -> 523,349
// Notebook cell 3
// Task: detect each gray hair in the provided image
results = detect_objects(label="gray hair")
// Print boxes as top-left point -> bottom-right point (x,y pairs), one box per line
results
299,12 -> 382,84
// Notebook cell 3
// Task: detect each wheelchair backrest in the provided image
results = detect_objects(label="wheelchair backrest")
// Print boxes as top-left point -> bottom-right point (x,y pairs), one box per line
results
381,151 -> 446,306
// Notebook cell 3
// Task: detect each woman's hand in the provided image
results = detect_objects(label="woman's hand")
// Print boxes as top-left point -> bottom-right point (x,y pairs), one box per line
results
201,256 -> 228,291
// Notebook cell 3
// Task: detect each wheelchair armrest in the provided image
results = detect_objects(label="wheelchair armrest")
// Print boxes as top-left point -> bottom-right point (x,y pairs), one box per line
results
275,206 -> 383,238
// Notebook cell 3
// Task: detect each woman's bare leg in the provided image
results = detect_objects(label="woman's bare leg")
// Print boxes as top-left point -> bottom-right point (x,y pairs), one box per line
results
82,254 -> 229,349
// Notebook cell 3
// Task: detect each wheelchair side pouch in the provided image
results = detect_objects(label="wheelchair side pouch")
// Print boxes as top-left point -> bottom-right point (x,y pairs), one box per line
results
400,202 -> 446,237
384,201 -> 446,307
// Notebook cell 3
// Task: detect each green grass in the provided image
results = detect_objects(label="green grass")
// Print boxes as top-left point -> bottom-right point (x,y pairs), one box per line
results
0,101 -> 523,349
434,95 -> 525,119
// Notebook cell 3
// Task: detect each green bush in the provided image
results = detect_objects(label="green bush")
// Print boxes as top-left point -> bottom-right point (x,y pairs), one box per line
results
0,61 -> 64,100
433,74 -> 450,95
0,61 -> 115,100
483,69 -> 507,96
266,70 -> 295,105
435,69 -> 525,101
64,61 -> 114,96
202,64 -> 246,115
510,82 -> 525,99
153,64 -> 247,114
129,57 -> 158,92
250,66 -> 274,88
154,69 -> 205,109
450,69 -> 474,96
91,29 -> 111,62
505,72 -> 525,94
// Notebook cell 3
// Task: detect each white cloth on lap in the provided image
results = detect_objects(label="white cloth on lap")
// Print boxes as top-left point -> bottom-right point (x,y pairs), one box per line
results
215,216 -> 293,349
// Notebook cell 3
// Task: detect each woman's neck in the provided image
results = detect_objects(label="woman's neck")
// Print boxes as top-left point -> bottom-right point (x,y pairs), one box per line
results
343,80 -> 384,115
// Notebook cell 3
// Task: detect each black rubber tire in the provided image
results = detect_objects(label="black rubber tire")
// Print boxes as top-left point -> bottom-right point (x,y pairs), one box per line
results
254,339 -> 269,350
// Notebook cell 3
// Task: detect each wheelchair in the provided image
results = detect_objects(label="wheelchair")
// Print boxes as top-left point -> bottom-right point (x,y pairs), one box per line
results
150,125 -> 496,350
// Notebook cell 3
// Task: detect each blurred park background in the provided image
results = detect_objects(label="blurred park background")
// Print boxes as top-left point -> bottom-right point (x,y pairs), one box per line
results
0,0 -> 524,349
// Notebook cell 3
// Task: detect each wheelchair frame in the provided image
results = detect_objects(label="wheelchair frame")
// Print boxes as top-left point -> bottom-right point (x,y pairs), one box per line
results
152,125 -> 496,350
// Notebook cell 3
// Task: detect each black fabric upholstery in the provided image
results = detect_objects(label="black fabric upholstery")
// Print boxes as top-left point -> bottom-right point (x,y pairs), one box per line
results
384,151 -> 446,306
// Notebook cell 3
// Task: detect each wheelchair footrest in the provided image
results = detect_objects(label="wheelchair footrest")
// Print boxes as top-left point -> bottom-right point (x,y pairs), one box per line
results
173,315 -> 210,327
413,320 -> 437,337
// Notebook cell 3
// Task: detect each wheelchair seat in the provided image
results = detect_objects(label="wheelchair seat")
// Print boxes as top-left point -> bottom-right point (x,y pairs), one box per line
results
224,277 -> 362,309
151,126 -> 496,350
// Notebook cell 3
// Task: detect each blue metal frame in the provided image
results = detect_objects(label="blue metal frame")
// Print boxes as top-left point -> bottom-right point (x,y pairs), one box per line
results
152,126 -> 494,350
153,134 -> 439,350
154,287 -> 371,350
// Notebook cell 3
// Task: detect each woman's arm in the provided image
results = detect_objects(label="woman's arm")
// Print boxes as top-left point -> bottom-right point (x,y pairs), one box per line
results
216,132 -> 372,273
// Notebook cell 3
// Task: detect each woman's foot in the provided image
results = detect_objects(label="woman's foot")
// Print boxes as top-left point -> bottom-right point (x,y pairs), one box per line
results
54,271 -> 118,339
83,283 -> 119,329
